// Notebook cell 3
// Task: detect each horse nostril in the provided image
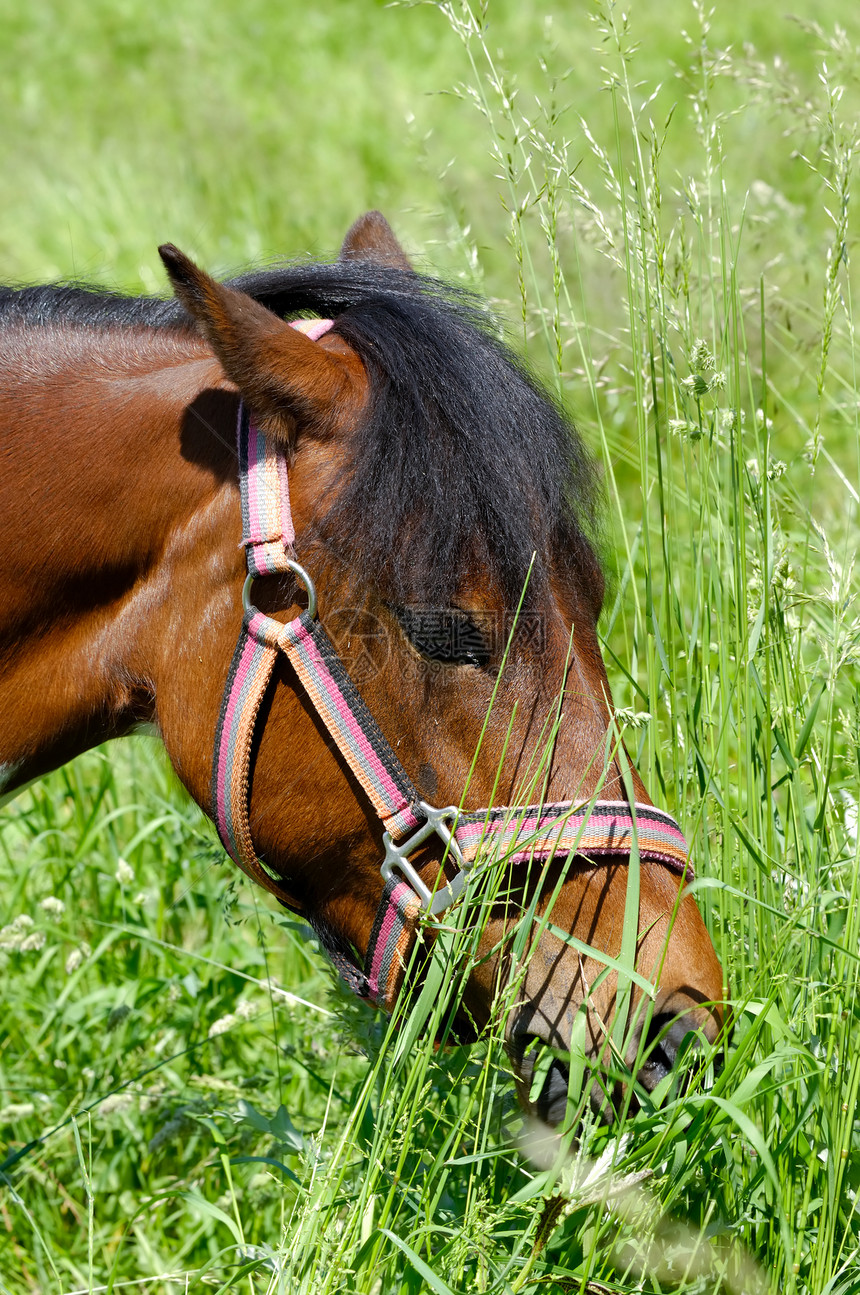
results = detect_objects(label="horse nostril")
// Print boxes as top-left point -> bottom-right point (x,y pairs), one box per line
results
635,1013 -> 679,1091
634,1007 -> 719,1094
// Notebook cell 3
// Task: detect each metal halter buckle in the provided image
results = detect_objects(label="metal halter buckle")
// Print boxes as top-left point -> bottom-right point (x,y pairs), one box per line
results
380,800 -> 473,916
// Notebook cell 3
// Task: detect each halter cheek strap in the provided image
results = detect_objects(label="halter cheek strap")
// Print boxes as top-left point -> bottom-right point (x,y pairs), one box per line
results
211,393 -> 425,908
212,328 -> 693,1012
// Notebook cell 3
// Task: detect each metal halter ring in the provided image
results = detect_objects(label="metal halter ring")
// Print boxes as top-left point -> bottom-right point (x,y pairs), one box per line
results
242,558 -> 318,620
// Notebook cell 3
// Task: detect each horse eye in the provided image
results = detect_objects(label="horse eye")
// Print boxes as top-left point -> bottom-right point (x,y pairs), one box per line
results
391,606 -> 490,668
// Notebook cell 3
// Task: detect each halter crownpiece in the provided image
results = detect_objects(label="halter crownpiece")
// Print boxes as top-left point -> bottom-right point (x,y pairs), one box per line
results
212,323 -> 693,1012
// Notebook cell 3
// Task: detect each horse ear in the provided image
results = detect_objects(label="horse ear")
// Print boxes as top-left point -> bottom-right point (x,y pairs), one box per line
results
339,211 -> 413,272
158,244 -> 363,440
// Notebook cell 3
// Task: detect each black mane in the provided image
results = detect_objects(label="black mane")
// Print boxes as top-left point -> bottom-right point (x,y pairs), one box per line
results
0,281 -> 192,330
0,262 -> 602,606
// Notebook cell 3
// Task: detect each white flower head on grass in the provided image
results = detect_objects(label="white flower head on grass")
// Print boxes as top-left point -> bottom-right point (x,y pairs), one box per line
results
690,337 -> 716,373
100,1093 -> 133,1118
115,858 -> 134,886
39,896 -> 65,919
208,1012 -> 238,1039
0,914 -> 35,951
614,706 -> 652,731
668,417 -> 704,441
0,1102 -> 36,1123
681,370 -> 726,399
0,916 -> 47,953
65,942 -> 91,975
208,1000 -> 254,1037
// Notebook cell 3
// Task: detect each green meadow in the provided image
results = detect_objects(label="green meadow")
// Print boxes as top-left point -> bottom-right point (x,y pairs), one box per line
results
1,2 -> 859,1292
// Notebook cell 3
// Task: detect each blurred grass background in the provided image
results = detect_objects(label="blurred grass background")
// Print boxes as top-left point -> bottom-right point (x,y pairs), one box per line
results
1,1 -> 859,1292
0,0 -> 850,287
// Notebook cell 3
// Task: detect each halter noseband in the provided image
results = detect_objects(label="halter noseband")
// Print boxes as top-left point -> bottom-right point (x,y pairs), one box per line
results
212,323 -> 692,1011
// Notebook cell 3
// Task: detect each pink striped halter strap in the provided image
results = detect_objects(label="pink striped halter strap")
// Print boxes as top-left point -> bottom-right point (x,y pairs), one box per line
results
212,322 -> 692,1011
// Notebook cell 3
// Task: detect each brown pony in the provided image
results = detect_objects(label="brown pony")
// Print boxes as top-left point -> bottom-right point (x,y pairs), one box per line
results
0,212 -> 722,1123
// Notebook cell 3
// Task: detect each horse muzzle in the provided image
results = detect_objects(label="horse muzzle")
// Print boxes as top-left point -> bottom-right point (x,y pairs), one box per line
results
506,986 -> 723,1127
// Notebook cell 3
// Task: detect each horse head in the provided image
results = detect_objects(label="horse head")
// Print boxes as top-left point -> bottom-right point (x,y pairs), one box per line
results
84,212 -> 720,1124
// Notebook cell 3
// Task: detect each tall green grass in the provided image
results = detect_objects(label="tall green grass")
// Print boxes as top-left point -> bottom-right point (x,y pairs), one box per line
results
2,1 -> 859,1292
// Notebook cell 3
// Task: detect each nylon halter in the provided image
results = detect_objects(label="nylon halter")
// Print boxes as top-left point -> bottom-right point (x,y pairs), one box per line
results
212,321 -> 693,1011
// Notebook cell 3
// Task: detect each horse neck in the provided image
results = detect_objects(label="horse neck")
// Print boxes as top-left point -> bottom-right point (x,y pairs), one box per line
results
0,324 -> 241,801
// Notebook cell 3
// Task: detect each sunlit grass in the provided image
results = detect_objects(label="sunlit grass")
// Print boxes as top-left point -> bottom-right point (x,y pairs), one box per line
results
434,2 -> 859,1290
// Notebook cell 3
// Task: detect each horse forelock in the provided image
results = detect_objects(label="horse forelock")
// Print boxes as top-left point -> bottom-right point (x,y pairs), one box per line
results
320,287 -> 604,608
